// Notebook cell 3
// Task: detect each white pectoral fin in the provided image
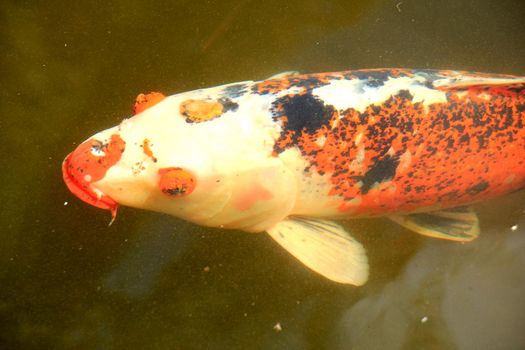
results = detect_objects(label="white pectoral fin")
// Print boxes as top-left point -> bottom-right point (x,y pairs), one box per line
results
266,217 -> 369,286
389,206 -> 480,242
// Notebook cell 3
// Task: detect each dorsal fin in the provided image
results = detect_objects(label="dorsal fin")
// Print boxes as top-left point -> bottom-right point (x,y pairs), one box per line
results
433,75 -> 525,90
266,71 -> 301,80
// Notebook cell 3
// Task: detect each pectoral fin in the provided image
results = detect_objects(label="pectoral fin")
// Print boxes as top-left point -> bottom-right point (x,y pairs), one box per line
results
389,206 -> 480,242
266,217 -> 369,285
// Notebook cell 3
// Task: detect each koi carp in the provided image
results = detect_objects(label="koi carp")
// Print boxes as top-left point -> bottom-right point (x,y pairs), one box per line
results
63,69 -> 525,285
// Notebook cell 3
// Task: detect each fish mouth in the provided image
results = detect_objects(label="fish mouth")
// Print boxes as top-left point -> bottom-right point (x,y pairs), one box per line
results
62,152 -> 118,220
62,133 -> 126,221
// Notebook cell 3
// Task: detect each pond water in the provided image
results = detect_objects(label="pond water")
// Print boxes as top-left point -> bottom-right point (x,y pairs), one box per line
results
2,0 -> 524,349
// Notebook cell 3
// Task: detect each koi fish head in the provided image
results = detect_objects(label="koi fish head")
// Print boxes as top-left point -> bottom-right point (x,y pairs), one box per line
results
63,87 -> 296,231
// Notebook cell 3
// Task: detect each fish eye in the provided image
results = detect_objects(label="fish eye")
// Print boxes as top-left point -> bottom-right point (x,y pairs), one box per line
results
158,167 -> 196,197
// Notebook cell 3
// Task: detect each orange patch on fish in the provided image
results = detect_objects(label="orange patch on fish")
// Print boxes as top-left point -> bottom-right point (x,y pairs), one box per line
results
133,92 -> 166,114
158,167 -> 196,196
142,138 -> 157,162
180,99 -> 224,123
233,184 -> 274,211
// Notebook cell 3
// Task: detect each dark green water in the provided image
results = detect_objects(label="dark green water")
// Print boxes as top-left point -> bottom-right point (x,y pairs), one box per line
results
2,0 -> 525,349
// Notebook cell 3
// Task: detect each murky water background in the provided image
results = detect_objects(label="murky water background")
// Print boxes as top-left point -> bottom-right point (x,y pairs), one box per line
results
2,0 -> 525,349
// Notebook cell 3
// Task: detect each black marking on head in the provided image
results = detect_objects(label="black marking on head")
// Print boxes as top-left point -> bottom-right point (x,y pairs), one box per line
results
222,84 -> 248,98
164,187 -> 187,196
360,155 -> 400,194
218,97 -> 239,112
273,93 -> 335,139
466,181 -> 489,196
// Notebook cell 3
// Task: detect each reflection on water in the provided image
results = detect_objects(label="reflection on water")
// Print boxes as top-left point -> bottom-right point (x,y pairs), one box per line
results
335,220 -> 525,350
103,218 -> 196,299
1,0 -> 524,348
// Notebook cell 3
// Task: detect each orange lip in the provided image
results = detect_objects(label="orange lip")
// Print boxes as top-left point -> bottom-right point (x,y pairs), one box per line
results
62,134 -> 126,221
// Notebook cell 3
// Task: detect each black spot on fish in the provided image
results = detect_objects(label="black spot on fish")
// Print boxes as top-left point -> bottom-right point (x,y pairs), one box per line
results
442,116 -> 450,129
273,93 -> 335,139
415,70 -> 443,89
371,105 -> 381,114
414,185 -> 426,193
218,97 -> 239,112
397,89 -> 413,100
360,155 -> 400,194
482,128 -> 493,138
439,190 -> 460,202
454,124 -> 465,133
466,181 -> 489,196
222,84 -> 247,98
164,187 -> 187,196
350,70 -> 391,83
423,80 -> 434,89
477,135 -> 486,150
459,134 -> 470,143
366,79 -> 383,88
291,77 -> 325,89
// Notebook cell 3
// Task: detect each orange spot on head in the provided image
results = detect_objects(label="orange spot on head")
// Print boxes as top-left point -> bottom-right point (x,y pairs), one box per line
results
179,99 -> 224,122
133,92 -> 166,114
158,167 -> 196,196
142,138 -> 157,162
